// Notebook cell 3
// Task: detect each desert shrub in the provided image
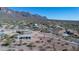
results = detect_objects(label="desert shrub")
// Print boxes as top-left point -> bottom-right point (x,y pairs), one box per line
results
45,46 -> 51,48
17,44 -> 21,46
18,49 -> 24,51
35,41 -> 40,43
23,43 -> 27,45
7,49 -> 15,51
57,42 -> 60,44
39,48 -> 46,51
62,49 -> 68,51
32,45 -> 36,47
1,43 -> 9,46
47,40 -> 51,43
61,44 -> 64,46
41,41 -> 44,43
58,39 -> 61,41
40,38 -> 42,40
65,42 -> 69,45
27,44 -> 32,47
40,28 -> 50,33
27,44 -> 33,50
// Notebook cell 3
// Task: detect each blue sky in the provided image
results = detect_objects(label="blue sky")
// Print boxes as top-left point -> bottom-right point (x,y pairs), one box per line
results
9,7 -> 79,21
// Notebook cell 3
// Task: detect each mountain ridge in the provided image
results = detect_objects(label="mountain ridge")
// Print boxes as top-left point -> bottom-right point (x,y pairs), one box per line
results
0,7 -> 79,25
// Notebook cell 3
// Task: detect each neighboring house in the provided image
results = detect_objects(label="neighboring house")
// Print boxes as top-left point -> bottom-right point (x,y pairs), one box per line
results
58,29 -> 79,37
58,29 -> 69,36
14,29 -> 32,41
62,32 -> 69,36
16,34 -> 31,40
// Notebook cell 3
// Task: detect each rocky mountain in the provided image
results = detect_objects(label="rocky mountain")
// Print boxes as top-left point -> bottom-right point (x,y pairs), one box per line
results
0,7 -> 79,25
0,7 -> 48,23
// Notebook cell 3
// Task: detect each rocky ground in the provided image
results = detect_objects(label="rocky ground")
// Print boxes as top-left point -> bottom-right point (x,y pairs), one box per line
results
0,31 -> 78,51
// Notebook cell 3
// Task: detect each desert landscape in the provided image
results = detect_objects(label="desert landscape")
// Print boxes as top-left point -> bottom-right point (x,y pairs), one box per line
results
0,7 -> 79,51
